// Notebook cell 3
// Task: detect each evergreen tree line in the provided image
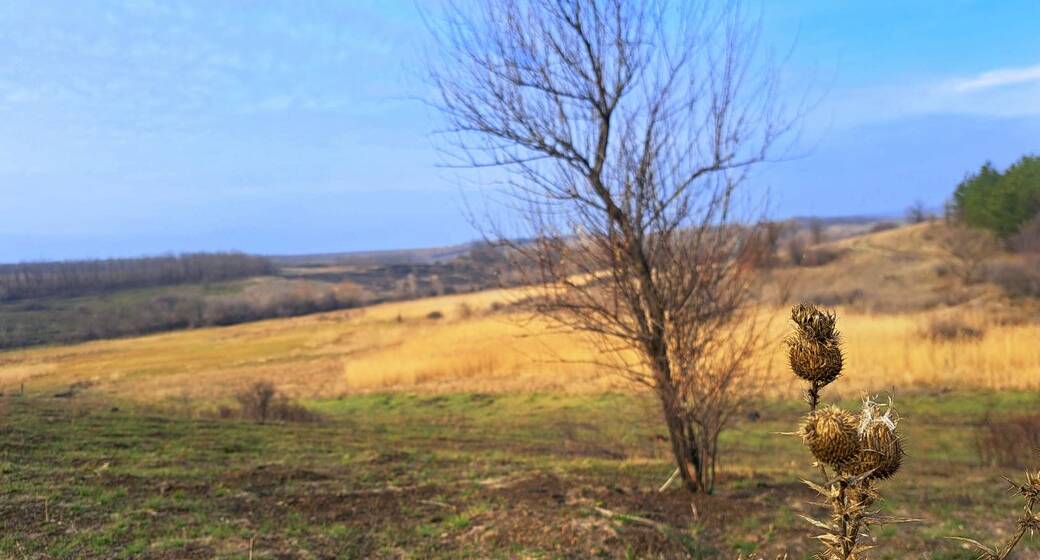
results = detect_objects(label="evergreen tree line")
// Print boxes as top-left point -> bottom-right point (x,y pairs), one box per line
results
951,155 -> 1040,239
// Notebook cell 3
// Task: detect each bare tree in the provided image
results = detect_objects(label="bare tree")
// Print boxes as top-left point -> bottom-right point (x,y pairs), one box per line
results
906,200 -> 929,224
934,222 -> 1000,285
1010,215 -> 1040,255
787,234 -> 807,266
809,218 -> 825,245
236,381 -> 277,424
428,0 -> 792,493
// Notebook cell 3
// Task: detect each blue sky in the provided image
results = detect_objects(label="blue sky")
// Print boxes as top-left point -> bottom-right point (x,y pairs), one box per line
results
0,1 -> 1037,261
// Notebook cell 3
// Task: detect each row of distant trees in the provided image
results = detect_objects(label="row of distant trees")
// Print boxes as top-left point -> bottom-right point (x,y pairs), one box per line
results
0,280 -> 369,350
0,252 -> 277,301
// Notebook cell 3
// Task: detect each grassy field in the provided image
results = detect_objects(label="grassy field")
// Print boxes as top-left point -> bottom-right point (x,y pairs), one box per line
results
2,224 -> 1039,558
3,223 -> 1038,402
1,390 -> 1038,558
0,285 -> 1037,403
0,280 -> 247,348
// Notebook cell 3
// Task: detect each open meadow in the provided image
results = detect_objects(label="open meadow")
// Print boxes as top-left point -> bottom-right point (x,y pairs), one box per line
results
2,225 -> 1038,402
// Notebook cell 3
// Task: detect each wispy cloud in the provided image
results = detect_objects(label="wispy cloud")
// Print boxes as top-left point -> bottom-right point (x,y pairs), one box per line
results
948,63 -> 1040,92
814,62 -> 1040,130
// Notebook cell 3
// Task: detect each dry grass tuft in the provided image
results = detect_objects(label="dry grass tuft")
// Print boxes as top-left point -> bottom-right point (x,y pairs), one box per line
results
921,316 -> 985,341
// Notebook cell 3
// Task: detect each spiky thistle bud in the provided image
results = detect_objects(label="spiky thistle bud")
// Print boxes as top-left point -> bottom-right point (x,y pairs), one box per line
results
840,398 -> 904,481
799,405 -> 861,466
785,303 -> 844,386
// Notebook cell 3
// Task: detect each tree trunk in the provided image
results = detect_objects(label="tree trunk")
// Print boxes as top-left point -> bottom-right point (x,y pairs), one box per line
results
658,387 -> 703,492
687,422 -> 708,492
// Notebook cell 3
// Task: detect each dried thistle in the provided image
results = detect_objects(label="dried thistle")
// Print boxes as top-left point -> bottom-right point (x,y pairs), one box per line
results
791,303 -> 840,342
785,304 -> 910,559
800,406 -> 861,467
786,304 -> 844,387
839,398 -> 904,481
799,476 -> 882,560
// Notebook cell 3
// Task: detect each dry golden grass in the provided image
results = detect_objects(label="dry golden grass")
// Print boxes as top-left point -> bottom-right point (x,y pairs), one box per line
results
0,223 -> 1036,402
777,222 -> 1006,311
0,280 -> 1037,404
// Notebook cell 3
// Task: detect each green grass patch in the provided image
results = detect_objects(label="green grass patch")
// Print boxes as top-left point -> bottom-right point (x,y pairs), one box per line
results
0,390 -> 1037,558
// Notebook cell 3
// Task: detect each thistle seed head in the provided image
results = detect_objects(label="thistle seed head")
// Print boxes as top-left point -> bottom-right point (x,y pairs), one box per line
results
799,405 -> 861,466
786,303 -> 844,385
787,337 -> 844,385
790,303 -> 839,343
840,398 -> 904,481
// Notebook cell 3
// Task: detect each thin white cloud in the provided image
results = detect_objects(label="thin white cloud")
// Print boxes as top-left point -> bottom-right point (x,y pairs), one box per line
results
813,63 -> 1040,131
949,63 -> 1040,92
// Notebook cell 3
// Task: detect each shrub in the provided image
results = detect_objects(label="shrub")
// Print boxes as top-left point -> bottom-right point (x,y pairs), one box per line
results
267,396 -> 322,423
787,242 -> 843,268
986,259 -> 1040,298
748,220 -> 787,268
809,218 -> 826,244
977,413 -> 1040,468
800,289 -> 864,307
786,236 -> 807,266
456,303 -> 474,319
800,247 -> 843,267
426,310 -> 444,320
232,381 -> 320,424
906,200 -> 931,224
1010,215 -> 1040,254
235,382 -> 276,423
921,317 -> 985,342
934,223 -> 1001,284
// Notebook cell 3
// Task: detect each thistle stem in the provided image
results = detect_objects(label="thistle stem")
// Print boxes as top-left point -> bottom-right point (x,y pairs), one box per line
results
807,381 -> 822,412
805,380 -> 829,480
994,500 -> 1035,559
830,479 -> 872,559
996,527 -> 1026,559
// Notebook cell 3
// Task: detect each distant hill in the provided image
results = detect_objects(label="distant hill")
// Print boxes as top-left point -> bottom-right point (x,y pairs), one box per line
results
269,214 -> 902,268
0,242 -> 508,350
786,213 -> 902,226
775,220 -> 1037,317
269,243 -> 478,267
11,215 -> 1015,351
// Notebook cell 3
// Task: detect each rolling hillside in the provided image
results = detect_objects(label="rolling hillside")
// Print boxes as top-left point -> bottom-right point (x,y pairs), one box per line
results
0,243 -> 510,350
1,223 -> 1038,404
